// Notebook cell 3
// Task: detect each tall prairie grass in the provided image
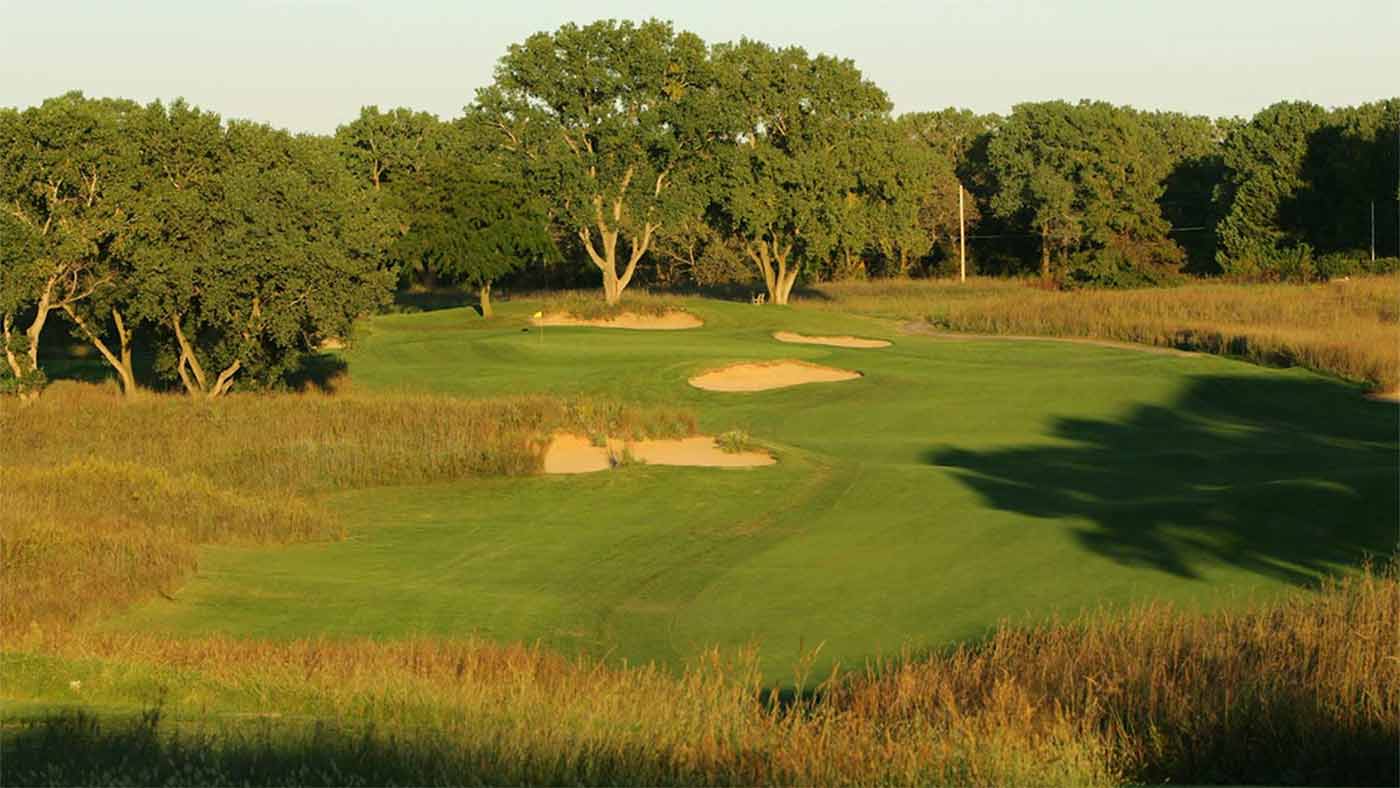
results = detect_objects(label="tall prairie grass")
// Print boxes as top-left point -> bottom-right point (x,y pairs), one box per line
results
803,274 -> 1400,393
539,289 -> 690,320
5,568 -> 1395,786
0,383 -> 695,636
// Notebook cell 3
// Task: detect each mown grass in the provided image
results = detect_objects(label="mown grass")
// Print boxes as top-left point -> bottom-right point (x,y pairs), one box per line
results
539,289 -> 690,320
0,382 -> 695,638
802,274 -> 1400,392
5,567 -> 1394,786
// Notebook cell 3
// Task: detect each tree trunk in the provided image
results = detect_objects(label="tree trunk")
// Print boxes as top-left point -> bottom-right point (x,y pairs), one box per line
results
2,279 -> 57,400
171,314 -> 240,399
744,238 -> 800,305
479,282 -> 494,319
1040,226 -> 1052,280
64,305 -> 138,397
578,180 -> 655,305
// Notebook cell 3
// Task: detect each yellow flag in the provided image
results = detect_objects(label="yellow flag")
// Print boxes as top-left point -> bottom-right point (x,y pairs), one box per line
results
532,311 -> 543,319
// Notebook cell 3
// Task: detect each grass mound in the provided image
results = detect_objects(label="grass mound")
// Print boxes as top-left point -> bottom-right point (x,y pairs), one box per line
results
0,383 -> 695,636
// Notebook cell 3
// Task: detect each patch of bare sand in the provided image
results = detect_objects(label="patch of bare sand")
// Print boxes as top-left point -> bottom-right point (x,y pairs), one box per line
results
688,360 -> 862,392
542,433 -> 775,474
773,331 -> 891,348
532,312 -> 702,330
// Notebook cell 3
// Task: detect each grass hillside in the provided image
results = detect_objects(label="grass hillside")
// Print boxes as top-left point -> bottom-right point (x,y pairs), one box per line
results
3,294 -> 1395,785
84,298 -> 1397,678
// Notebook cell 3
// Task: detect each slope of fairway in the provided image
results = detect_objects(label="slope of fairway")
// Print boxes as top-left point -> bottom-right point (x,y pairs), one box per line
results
109,298 -> 1399,679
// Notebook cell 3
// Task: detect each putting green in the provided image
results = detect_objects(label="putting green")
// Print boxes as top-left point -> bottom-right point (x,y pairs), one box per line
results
109,298 -> 1399,678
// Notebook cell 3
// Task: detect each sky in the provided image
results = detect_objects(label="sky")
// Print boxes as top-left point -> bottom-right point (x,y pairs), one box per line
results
2,0 -> 1396,134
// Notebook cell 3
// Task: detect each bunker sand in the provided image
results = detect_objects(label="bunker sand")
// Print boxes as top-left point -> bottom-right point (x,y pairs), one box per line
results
689,360 -> 862,392
773,331 -> 890,348
532,312 -> 703,330
543,433 -> 775,474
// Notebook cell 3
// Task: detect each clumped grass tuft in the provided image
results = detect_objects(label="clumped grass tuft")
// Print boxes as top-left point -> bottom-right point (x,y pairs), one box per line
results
714,429 -> 755,453
5,568 -> 1394,786
803,274 -> 1400,392
0,383 -> 695,637
1,460 -> 336,637
539,289 -> 690,320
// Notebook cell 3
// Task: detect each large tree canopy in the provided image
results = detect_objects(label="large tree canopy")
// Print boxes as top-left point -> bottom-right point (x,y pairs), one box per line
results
165,122 -> 394,397
987,101 -> 1183,284
0,92 -> 139,397
478,19 -> 716,303
1,94 -> 396,399
1214,101 -> 1331,277
711,39 -> 890,304
395,118 -> 558,317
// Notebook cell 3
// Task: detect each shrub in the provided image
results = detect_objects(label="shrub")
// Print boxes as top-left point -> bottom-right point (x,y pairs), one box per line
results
714,429 -> 755,453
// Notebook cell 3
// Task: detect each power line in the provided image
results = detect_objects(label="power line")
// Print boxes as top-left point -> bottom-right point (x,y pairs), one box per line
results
964,226 -> 1212,240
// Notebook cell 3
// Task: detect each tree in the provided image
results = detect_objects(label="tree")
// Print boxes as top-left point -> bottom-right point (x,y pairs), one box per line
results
163,123 -> 394,396
335,106 -> 442,194
896,109 -> 994,275
0,92 -> 138,398
477,19 -> 715,304
987,101 -> 1182,283
396,121 -> 557,317
54,98 -> 230,397
1214,101 -> 1329,276
1142,111 -> 1223,273
334,106 -> 446,288
711,39 -> 890,304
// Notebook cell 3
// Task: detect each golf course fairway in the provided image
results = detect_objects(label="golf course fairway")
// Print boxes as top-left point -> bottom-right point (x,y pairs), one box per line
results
107,298 -> 1398,680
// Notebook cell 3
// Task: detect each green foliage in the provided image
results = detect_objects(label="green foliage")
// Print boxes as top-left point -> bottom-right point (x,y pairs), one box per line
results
0,94 -> 397,398
987,101 -> 1184,281
714,429 -> 754,453
478,19 -> 717,302
394,120 -> 557,293
0,93 -> 140,388
710,39 -> 890,301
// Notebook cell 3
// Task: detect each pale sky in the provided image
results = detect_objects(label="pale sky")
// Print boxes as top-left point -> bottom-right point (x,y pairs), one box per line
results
3,0 -> 1396,134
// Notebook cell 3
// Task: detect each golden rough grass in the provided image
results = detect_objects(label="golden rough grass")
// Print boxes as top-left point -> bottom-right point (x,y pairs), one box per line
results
803,274 -> 1400,392
11,568 -> 1395,786
538,289 -> 691,320
0,383 -> 696,637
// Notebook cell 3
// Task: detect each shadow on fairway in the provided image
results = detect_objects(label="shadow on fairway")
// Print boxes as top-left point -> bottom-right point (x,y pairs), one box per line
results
928,375 -> 1398,582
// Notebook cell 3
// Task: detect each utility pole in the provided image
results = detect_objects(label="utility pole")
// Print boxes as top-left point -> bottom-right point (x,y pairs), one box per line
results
1372,201 -> 1377,262
958,182 -> 967,282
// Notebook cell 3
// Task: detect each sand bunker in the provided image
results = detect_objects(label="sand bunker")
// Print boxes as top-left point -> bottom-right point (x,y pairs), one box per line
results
773,331 -> 891,349
532,311 -> 702,330
543,433 -> 775,474
688,360 -> 862,392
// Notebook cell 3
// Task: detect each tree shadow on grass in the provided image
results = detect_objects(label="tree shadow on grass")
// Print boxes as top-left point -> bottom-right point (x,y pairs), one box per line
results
0,707 -> 725,787
390,288 -> 476,313
285,352 -> 350,394
928,375 -> 1398,583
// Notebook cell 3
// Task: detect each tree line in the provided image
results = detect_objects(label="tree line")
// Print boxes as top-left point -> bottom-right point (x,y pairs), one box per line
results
3,18 -> 1397,397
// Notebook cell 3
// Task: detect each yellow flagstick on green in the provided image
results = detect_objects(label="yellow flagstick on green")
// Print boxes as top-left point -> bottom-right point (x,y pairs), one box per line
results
532,311 -> 543,344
